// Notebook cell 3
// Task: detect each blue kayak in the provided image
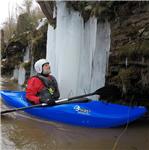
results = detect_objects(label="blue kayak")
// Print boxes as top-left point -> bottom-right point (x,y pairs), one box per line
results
0,90 -> 147,128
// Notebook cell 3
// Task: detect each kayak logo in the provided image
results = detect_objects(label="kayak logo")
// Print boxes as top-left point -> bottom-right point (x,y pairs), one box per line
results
74,105 -> 91,114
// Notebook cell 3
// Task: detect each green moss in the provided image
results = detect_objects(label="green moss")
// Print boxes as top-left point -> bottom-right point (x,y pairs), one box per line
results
117,43 -> 137,57
17,13 -> 35,34
110,68 -> 140,90
118,68 -> 135,82
66,1 -> 118,22
31,23 -> 47,61
22,62 -> 31,70
9,32 -> 29,47
140,40 -> 149,57
116,40 -> 149,59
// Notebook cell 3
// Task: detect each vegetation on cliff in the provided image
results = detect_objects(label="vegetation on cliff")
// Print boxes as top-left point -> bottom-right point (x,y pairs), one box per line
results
1,0 -> 47,75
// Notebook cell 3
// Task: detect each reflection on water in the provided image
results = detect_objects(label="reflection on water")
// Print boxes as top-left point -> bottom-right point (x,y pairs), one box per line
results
1,77 -> 149,150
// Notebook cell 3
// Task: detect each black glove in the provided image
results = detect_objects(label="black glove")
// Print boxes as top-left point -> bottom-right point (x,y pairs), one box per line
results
40,97 -> 49,103
46,99 -> 56,106
40,97 -> 56,106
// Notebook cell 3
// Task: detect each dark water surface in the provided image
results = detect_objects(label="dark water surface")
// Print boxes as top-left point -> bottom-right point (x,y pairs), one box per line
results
0,77 -> 149,150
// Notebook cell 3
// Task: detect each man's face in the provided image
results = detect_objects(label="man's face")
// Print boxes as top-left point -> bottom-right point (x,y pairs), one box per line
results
42,63 -> 51,74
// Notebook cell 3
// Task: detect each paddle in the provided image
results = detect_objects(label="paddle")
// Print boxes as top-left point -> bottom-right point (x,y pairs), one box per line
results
1,87 -> 102,115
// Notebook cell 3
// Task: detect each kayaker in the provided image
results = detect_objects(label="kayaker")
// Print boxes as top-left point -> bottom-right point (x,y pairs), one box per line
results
26,59 -> 60,105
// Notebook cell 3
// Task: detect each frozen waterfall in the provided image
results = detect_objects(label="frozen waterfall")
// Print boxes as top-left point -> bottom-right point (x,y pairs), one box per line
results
23,46 -> 30,62
11,66 -> 19,80
18,65 -> 26,86
11,47 -> 29,84
46,2 -> 111,98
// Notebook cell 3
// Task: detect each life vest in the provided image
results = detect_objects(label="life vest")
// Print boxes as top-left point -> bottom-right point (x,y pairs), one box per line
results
35,74 -> 60,100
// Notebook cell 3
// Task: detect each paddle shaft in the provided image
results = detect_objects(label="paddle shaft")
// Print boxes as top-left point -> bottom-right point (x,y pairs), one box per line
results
1,92 -> 95,115
55,92 -> 94,103
1,103 -> 47,114
1,85 -> 122,115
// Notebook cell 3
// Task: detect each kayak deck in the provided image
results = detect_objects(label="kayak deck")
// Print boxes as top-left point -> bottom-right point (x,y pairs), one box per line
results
0,90 -> 147,128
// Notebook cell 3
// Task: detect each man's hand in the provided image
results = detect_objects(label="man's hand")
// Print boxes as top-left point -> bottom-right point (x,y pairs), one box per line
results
40,98 -> 56,105
46,99 -> 56,106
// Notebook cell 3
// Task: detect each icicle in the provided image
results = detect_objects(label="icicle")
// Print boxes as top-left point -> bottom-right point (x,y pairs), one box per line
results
23,47 -> 30,62
90,21 -> 111,92
30,56 -> 36,76
18,65 -> 26,86
11,66 -> 19,80
125,57 -> 128,68
36,18 -> 47,30
46,1 -> 111,99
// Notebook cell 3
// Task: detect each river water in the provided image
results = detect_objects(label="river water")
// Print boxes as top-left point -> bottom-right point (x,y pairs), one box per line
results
0,77 -> 149,150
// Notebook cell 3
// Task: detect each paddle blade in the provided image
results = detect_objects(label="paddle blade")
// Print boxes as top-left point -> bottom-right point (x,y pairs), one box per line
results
94,87 -> 106,95
94,85 -> 122,98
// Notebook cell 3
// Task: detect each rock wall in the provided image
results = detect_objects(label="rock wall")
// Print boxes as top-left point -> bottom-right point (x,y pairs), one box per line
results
1,15 -> 48,86
107,2 -> 149,104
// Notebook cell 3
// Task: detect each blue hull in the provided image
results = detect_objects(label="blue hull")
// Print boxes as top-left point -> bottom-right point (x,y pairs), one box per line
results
0,90 -> 147,128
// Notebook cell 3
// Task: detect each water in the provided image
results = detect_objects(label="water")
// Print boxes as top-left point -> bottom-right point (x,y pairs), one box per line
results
1,77 -> 149,150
